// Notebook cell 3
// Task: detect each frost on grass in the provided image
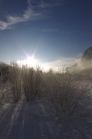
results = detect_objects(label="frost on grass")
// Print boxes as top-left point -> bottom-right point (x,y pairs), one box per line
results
44,72 -> 91,120
0,62 -> 92,139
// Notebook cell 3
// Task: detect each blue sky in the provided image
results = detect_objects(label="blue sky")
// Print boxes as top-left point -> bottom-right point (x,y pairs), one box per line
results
0,0 -> 92,70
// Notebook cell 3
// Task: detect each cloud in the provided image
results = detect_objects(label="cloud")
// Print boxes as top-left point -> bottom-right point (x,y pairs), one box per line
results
28,0 -> 62,8
41,56 -> 80,72
0,0 -> 62,30
0,4 -> 42,30
38,1 -> 59,8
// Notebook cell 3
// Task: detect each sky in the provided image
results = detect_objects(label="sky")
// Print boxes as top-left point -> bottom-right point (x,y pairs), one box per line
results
0,0 -> 92,71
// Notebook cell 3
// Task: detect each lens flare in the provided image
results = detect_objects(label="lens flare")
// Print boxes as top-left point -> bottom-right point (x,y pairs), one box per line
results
24,56 -> 37,67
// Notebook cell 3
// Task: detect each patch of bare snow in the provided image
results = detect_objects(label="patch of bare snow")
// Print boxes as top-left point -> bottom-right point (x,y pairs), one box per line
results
0,90 -> 92,139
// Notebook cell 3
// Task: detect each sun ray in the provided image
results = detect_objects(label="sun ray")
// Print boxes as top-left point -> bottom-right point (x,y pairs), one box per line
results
19,45 -> 30,59
18,46 -> 38,67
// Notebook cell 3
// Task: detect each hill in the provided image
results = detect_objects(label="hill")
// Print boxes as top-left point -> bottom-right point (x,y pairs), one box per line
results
66,46 -> 92,75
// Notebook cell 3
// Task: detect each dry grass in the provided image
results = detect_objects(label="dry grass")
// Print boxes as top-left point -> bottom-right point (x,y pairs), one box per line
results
0,61 -> 91,120
8,62 -> 22,102
44,72 -> 90,119
0,63 -> 10,103
22,66 -> 43,101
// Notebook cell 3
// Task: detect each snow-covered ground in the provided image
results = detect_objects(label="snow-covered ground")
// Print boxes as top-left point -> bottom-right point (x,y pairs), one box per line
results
0,83 -> 92,139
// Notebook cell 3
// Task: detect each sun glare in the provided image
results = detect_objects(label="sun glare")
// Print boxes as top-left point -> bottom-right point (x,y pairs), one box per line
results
16,47 -> 50,71
17,56 -> 38,68
16,49 -> 50,71
24,56 -> 38,67
17,57 -> 51,71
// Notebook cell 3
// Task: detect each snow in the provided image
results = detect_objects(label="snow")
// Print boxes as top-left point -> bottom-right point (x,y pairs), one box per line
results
0,88 -> 92,139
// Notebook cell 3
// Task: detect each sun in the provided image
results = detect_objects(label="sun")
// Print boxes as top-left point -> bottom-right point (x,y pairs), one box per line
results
17,57 -> 50,71
16,47 -> 50,71
17,56 -> 38,68
24,56 -> 38,67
